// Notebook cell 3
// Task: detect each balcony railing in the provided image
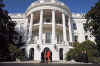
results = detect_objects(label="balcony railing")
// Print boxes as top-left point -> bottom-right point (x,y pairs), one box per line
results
33,21 -> 63,25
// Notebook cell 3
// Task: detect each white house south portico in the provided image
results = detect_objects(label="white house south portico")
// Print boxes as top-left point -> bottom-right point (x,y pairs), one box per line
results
9,0 -> 95,62
23,0 -> 73,61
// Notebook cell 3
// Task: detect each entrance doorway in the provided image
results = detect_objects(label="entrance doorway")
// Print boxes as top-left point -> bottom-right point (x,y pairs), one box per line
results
29,48 -> 34,60
21,48 -> 26,60
59,48 -> 63,60
41,47 -> 52,62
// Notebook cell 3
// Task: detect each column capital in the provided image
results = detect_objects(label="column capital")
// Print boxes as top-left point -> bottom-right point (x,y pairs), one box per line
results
52,9 -> 56,11
61,10 -> 66,14
31,12 -> 34,15
40,9 -> 44,15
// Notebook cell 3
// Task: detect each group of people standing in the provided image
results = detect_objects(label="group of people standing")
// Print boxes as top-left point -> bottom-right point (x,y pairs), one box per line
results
81,50 -> 88,63
41,48 -> 52,63
76,50 -> 88,63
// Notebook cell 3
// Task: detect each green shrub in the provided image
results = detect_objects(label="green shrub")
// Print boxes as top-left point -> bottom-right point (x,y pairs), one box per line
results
66,40 -> 100,63
88,57 -> 100,63
80,40 -> 96,49
16,49 -> 25,61
73,42 -> 80,47
8,44 -> 25,61
66,48 -> 82,61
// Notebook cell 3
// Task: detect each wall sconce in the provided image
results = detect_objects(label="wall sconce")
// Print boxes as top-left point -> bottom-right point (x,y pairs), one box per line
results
54,44 -> 58,51
37,44 -> 40,50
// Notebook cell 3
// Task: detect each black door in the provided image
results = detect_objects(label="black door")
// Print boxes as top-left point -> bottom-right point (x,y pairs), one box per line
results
22,48 -> 26,60
29,48 -> 34,60
59,48 -> 63,60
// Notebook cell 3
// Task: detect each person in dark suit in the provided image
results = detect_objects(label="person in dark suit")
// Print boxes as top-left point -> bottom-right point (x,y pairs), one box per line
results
81,50 -> 88,63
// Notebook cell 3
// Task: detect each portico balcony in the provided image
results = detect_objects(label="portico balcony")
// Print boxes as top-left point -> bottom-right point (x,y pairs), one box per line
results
26,9 -> 72,46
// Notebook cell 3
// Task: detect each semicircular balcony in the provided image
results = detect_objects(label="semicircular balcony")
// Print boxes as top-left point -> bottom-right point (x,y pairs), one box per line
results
27,9 -> 70,45
27,9 -> 69,31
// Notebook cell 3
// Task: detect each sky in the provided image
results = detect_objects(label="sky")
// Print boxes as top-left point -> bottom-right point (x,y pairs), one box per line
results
3,0 -> 98,13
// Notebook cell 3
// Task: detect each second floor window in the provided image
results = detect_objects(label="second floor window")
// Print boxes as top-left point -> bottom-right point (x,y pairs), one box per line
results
45,32 -> 51,43
73,23 -> 77,30
85,35 -> 88,40
83,23 -> 88,32
74,35 -> 78,42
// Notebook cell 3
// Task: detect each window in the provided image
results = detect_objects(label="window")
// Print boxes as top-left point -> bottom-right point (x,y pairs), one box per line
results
33,30 -> 39,36
65,15 -> 68,27
44,17 -> 51,23
55,10 -> 62,24
43,9 -> 52,23
28,15 -> 31,23
83,23 -> 88,32
45,32 -> 51,43
33,11 -> 40,24
73,23 -> 77,30
74,35 -> 78,42
32,30 -> 39,43
85,35 -> 88,40
57,34 -> 63,44
57,34 -> 60,43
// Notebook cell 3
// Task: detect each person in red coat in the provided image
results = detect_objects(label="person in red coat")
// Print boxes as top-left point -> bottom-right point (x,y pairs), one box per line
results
47,50 -> 50,62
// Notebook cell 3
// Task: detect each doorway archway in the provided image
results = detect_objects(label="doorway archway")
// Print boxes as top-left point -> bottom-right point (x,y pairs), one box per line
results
59,48 -> 63,60
41,47 -> 52,62
29,48 -> 34,60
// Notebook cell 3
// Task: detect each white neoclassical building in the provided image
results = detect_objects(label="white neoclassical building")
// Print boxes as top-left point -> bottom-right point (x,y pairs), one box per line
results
9,0 -> 95,61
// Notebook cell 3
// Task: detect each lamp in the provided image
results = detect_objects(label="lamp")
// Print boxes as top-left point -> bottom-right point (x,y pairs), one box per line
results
37,44 -> 40,50
54,44 -> 58,51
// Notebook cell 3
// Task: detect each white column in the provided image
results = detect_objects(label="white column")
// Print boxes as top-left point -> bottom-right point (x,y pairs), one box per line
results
27,13 -> 33,43
52,9 -> 56,44
39,9 -> 43,44
68,16 -> 73,42
25,17 -> 28,42
25,47 -> 30,58
62,13 -> 68,45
